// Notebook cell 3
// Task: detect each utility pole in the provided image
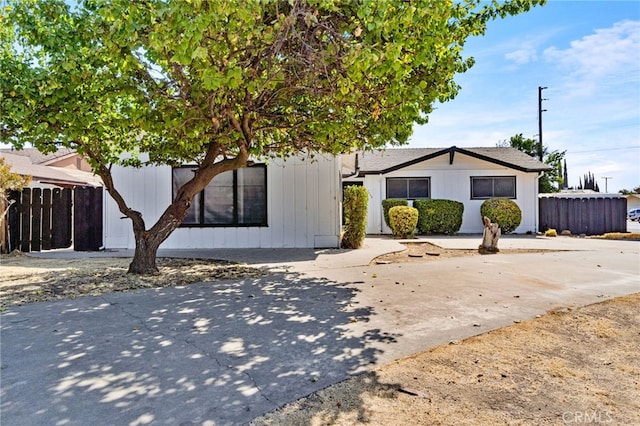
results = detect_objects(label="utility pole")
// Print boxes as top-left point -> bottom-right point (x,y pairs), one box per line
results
601,176 -> 612,193
538,86 -> 548,162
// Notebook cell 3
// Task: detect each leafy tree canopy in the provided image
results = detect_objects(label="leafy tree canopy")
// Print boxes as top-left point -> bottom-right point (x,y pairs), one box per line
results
619,186 -> 640,195
1,0 -> 545,272
498,133 -> 565,193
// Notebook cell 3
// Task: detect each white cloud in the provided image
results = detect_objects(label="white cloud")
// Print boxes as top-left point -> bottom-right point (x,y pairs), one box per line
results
543,20 -> 640,95
505,44 -> 538,65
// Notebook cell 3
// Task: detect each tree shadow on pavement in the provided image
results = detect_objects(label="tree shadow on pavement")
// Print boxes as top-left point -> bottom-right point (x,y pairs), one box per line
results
0,270 -> 399,425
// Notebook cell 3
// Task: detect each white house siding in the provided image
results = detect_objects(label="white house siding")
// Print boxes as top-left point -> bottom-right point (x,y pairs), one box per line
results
103,155 -> 341,249
359,153 -> 540,234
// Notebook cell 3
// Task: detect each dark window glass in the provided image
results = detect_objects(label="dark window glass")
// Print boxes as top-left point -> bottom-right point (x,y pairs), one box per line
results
172,165 -> 267,227
172,167 -> 200,224
386,178 -> 430,199
238,167 -> 267,224
471,176 -> 516,199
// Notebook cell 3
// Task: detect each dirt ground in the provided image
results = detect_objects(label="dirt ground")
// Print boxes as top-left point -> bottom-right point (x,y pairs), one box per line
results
1,246 -> 639,425
0,252 -> 267,307
252,293 -> 640,425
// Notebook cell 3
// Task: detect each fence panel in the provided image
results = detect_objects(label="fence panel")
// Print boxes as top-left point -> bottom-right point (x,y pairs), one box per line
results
539,196 -> 627,235
31,188 -> 42,252
41,188 -> 52,250
74,187 -> 103,251
51,188 -> 72,249
19,188 -> 31,252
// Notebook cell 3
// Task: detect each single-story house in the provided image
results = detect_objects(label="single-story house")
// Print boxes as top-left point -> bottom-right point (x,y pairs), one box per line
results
104,154 -> 342,249
0,151 -> 102,188
625,194 -> 640,211
342,146 -> 552,234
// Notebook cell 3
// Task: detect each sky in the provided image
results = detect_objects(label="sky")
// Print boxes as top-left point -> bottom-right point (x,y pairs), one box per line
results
408,0 -> 640,194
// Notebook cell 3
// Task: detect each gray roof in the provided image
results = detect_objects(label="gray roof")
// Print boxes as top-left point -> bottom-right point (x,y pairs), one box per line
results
353,146 -> 553,175
0,147 -> 77,165
0,152 -> 102,187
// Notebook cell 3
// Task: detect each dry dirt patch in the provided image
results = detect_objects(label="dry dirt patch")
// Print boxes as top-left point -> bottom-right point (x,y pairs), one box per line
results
372,241 -> 555,264
0,253 -> 267,307
252,293 -> 640,425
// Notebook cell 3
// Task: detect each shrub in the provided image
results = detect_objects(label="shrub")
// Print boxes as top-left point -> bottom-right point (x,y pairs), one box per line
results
545,228 -> 558,237
480,198 -> 522,234
388,206 -> 418,239
382,198 -> 408,228
342,185 -> 369,248
413,199 -> 464,234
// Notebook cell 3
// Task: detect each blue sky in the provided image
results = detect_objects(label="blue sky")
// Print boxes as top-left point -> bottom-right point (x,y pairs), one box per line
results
408,0 -> 640,193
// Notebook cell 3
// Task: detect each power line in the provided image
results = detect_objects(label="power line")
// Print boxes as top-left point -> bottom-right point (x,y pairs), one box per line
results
569,145 -> 640,154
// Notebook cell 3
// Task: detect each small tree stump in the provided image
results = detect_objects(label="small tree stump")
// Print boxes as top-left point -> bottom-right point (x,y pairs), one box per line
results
479,216 -> 500,253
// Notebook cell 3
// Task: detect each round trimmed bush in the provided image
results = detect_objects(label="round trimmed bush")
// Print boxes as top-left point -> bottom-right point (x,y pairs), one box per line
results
388,206 -> 418,239
480,198 -> 522,234
382,198 -> 408,228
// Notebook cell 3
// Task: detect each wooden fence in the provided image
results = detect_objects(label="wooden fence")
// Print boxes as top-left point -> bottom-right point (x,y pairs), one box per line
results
3,186 -> 102,253
539,196 -> 627,236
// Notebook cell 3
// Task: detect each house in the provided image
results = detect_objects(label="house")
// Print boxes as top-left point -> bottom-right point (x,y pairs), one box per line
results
342,146 -> 552,234
0,149 -> 101,188
104,154 -> 342,249
625,194 -> 640,211
0,147 -> 93,172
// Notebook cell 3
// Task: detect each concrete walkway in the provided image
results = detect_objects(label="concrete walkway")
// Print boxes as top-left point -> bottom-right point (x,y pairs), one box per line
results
1,236 -> 639,425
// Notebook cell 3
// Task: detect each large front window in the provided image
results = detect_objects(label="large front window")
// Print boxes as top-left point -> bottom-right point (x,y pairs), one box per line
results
470,176 -> 516,199
172,165 -> 267,226
386,177 -> 430,199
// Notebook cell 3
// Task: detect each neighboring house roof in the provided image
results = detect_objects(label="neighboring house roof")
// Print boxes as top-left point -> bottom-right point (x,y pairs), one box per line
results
0,147 -> 78,165
1,152 -> 102,187
349,146 -> 553,176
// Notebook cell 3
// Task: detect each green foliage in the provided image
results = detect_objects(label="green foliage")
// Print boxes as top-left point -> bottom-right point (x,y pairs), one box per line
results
0,157 -> 31,190
413,199 -> 464,234
342,185 -> 369,249
388,206 -> 418,239
0,0 -> 545,268
382,198 -> 408,228
498,133 -> 565,193
619,186 -> 640,195
480,198 -> 522,234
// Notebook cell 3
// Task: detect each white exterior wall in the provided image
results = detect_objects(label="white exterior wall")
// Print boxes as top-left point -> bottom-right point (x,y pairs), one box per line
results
104,155 -> 341,249
361,153 -> 540,234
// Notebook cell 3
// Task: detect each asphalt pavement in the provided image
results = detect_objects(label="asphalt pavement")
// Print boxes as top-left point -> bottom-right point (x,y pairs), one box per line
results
1,234 -> 639,425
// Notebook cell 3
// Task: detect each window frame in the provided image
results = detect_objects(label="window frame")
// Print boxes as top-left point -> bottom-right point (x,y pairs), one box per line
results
172,164 -> 268,227
385,177 -> 431,200
470,176 -> 516,199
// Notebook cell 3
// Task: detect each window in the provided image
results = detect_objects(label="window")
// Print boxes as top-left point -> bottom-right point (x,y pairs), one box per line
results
386,177 -> 430,199
470,176 -> 516,199
172,165 -> 267,226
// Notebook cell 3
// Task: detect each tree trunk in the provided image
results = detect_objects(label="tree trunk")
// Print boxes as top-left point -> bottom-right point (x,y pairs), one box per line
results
127,205 -> 186,274
479,216 -> 501,253
128,232 -> 162,274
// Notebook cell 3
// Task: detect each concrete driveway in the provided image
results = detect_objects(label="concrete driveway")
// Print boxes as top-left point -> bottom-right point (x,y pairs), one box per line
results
1,235 -> 639,425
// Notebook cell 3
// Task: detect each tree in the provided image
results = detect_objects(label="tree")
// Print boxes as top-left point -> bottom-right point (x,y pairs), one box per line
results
498,133 -> 565,193
577,172 -> 600,192
0,157 -> 31,253
619,186 -> 640,195
1,0 -> 545,274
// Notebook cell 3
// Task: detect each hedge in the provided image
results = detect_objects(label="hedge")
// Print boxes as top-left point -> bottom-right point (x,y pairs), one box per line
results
413,199 -> 463,235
